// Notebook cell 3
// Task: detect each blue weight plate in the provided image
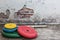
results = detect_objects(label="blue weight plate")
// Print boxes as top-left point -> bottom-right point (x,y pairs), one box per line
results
3,28 -> 17,32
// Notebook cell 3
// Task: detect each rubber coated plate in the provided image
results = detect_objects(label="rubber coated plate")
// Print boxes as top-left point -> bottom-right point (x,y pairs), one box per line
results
3,28 -> 17,32
4,23 -> 16,29
2,31 -> 23,38
17,25 -> 37,39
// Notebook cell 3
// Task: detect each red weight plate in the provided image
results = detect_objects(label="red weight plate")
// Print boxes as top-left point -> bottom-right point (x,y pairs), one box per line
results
17,25 -> 37,39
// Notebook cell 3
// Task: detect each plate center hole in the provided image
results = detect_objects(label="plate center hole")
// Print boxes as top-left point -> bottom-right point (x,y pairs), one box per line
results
27,30 -> 29,32
9,25 -> 11,26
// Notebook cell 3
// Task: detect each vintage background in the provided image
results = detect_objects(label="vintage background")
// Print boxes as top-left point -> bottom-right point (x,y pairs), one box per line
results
0,0 -> 60,23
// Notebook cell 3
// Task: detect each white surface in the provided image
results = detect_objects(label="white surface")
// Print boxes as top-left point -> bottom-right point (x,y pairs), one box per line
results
0,0 -> 59,19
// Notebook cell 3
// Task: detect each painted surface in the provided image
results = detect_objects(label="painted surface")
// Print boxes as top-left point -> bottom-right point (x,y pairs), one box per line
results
0,0 -> 60,23
0,0 -> 59,18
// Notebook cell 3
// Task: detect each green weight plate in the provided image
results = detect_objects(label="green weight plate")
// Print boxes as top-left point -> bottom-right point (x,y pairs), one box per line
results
2,31 -> 23,38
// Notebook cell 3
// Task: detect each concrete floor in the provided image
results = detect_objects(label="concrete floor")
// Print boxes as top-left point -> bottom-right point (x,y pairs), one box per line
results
0,25 -> 60,40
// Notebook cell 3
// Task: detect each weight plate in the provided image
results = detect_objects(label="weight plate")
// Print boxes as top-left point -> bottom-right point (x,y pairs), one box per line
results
2,31 -> 23,38
3,28 -> 17,32
17,25 -> 37,39
4,23 -> 16,29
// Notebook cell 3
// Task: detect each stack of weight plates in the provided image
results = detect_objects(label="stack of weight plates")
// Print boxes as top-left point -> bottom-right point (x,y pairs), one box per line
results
2,23 -> 22,38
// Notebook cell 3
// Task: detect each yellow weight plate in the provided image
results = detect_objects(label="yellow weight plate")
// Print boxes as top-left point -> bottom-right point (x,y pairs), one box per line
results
4,23 -> 16,29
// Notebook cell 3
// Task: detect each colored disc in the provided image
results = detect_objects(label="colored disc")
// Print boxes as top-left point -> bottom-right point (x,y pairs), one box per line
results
3,28 -> 17,32
4,23 -> 16,29
17,25 -> 37,39
2,31 -> 23,38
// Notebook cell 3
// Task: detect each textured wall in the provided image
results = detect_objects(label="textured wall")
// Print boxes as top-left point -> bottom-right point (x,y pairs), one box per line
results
0,0 -> 59,19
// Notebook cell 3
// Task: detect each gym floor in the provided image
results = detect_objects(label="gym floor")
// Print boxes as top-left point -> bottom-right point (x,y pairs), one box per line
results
0,25 -> 60,40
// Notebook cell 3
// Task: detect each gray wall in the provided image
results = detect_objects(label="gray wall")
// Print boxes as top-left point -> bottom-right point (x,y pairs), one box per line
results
0,0 -> 59,19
